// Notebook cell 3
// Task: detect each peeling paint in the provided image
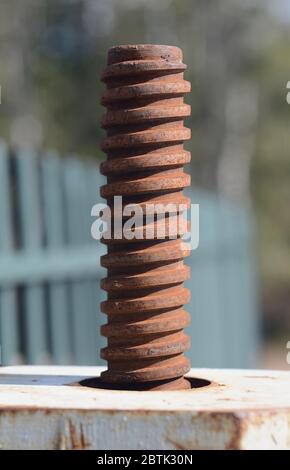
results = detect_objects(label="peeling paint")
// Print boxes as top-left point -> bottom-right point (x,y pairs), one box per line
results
0,366 -> 289,450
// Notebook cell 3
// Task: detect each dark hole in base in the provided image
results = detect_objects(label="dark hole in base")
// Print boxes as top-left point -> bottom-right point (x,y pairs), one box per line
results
80,376 -> 211,391
188,377 -> 212,389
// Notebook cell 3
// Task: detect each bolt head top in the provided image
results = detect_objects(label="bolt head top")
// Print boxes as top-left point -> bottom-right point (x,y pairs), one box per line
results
107,44 -> 183,64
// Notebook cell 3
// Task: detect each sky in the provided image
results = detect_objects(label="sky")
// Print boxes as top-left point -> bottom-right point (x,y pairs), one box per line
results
265,0 -> 290,23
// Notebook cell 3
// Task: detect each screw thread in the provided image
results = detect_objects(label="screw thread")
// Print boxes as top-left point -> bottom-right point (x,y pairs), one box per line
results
100,44 -> 191,390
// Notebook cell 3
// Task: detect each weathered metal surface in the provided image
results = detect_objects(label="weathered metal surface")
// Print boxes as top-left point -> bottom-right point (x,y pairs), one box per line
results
0,366 -> 289,450
100,44 -> 192,390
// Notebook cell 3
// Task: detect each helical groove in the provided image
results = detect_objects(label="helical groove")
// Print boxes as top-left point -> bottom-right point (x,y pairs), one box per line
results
100,44 -> 191,390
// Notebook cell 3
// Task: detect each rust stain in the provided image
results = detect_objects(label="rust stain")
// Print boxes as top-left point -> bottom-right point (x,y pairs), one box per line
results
165,437 -> 192,450
100,44 -> 192,391
65,419 -> 91,450
163,412 -> 244,450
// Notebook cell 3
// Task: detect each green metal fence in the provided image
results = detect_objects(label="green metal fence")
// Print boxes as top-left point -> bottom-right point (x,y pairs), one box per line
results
186,191 -> 259,368
0,143 -> 259,367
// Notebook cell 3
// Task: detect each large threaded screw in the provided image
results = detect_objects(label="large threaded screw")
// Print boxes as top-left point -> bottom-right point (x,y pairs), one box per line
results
100,44 -> 191,391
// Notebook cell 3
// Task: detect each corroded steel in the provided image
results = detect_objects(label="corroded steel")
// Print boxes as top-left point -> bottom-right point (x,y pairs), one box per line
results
100,44 -> 191,390
1,367 -> 290,449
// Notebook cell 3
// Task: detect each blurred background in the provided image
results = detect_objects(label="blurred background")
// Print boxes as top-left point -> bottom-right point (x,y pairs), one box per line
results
0,0 -> 289,369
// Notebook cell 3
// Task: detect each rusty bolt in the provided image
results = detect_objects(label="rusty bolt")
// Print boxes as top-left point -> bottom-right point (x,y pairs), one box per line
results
100,44 -> 191,391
